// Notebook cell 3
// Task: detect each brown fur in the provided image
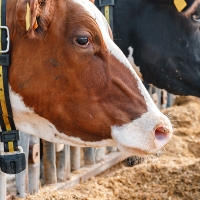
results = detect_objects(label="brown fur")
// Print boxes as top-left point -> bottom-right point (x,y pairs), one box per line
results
7,0 -> 147,142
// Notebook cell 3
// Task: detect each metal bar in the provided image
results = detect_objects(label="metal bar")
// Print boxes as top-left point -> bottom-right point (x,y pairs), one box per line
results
161,90 -> 168,109
56,145 -> 70,181
28,162 -> 40,194
155,88 -> 161,109
167,93 -> 174,107
70,146 -> 80,171
84,147 -> 95,165
15,132 -> 29,198
43,151 -> 127,191
28,136 -> 40,194
42,141 -> 57,184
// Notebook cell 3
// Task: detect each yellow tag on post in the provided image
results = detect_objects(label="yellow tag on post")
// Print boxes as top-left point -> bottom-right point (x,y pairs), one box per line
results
174,0 -> 187,12
104,6 -> 110,24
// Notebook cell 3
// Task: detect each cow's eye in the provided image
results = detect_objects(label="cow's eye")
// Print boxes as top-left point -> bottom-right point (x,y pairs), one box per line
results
192,13 -> 200,22
39,0 -> 46,7
75,37 -> 89,45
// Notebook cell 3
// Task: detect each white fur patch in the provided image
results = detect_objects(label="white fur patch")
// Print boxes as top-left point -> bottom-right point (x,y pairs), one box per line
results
111,112 -> 173,156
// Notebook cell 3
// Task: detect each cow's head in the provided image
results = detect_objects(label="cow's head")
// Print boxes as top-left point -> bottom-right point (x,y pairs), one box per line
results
7,0 -> 172,157
111,0 -> 200,97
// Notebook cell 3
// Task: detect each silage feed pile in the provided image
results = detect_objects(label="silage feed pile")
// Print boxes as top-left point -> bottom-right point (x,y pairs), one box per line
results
16,96 -> 200,200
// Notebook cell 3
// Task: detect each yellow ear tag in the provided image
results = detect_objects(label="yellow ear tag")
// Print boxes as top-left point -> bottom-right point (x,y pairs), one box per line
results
25,3 -> 31,31
33,18 -> 38,30
174,0 -> 187,12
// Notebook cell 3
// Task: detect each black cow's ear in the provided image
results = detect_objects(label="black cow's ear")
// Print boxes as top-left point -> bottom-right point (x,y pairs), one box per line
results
182,0 -> 200,17
16,0 -> 55,36
184,0 -> 194,10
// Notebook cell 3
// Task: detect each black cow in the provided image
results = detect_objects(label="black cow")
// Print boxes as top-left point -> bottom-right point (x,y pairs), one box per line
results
95,0 -> 200,97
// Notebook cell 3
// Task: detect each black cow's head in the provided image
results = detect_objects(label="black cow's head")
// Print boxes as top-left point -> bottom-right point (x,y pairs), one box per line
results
96,0 -> 200,97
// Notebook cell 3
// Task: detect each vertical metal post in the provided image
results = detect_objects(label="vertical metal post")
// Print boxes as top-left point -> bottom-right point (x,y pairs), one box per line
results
56,145 -> 70,181
15,132 -> 30,198
0,142 -> 6,200
155,88 -> 161,109
43,141 -> 57,184
167,93 -> 174,107
80,148 -> 85,167
28,136 -> 40,194
161,90 -> 168,109
149,86 -> 158,108
84,147 -> 95,165
148,85 -> 153,95
70,146 -> 80,171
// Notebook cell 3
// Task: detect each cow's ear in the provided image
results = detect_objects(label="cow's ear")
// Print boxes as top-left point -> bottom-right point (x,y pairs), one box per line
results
16,0 -> 55,36
90,0 -> 95,3
183,0 -> 200,18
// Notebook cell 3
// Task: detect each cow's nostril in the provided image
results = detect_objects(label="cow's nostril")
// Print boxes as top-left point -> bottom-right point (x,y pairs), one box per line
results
154,126 -> 168,141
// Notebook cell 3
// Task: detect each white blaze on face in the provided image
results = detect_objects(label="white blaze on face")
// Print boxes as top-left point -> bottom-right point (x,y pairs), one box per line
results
75,0 -> 173,156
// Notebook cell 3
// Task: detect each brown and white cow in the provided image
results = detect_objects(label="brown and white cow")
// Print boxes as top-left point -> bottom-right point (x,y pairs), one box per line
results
6,0 -> 172,157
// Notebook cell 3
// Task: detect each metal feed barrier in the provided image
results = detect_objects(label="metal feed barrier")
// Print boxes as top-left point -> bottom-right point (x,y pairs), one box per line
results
0,133 -> 127,199
0,88 -> 174,200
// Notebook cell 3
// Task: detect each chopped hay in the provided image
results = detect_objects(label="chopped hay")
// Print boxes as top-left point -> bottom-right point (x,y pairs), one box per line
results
15,96 -> 200,200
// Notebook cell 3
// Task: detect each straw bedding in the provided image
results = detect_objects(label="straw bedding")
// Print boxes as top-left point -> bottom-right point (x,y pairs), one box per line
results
15,96 -> 200,200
